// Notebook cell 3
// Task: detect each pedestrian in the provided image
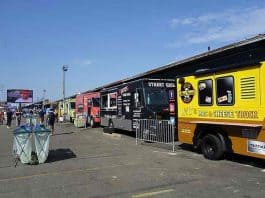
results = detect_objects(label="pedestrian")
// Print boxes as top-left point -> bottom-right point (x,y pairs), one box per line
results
39,109 -> 45,124
47,108 -> 56,135
29,109 -> 34,117
15,109 -> 22,127
6,109 -> 13,128
0,110 -> 4,125
4,111 -> 7,121
54,109 -> 58,123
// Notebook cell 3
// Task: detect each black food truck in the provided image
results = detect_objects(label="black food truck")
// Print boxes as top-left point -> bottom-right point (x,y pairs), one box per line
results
100,78 -> 176,132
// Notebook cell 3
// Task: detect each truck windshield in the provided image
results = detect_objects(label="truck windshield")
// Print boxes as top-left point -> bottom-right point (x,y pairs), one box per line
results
145,88 -> 168,105
92,98 -> 100,107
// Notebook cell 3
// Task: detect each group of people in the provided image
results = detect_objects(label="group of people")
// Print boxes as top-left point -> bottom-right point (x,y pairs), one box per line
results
38,108 -> 56,134
3,109 -> 20,129
2,108 -> 56,135
3,108 -> 30,128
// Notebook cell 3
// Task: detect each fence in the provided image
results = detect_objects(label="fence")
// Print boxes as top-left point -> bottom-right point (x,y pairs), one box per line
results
136,119 -> 175,152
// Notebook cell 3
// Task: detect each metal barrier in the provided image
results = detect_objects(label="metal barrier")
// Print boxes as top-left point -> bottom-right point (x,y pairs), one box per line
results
136,119 -> 175,152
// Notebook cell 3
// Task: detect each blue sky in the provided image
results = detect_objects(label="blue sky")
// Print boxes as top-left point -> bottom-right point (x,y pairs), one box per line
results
1,0 -> 265,102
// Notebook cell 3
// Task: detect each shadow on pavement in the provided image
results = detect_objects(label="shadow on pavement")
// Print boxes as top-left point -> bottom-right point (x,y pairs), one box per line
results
47,148 -> 76,163
119,129 -> 136,138
179,143 -> 265,169
225,153 -> 265,169
103,128 -> 136,138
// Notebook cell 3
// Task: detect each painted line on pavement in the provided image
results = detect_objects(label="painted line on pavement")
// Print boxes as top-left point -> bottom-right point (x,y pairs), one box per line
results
132,189 -> 175,198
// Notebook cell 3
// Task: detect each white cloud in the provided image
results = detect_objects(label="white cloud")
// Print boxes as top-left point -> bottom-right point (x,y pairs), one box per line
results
82,59 -> 92,65
69,58 -> 93,68
168,7 -> 265,46
170,17 -> 194,27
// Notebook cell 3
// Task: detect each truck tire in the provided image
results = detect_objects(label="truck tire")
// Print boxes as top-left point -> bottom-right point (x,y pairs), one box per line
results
201,134 -> 224,160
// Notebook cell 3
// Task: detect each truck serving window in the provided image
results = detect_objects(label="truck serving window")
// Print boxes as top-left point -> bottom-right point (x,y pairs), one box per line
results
92,98 -> 100,107
216,76 -> 234,105
109,93 -> 117,108
145,88 -> 168,105
198,79 -> 213,106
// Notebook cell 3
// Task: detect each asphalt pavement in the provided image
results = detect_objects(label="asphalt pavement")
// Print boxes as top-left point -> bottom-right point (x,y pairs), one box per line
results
0,119 -> 265,198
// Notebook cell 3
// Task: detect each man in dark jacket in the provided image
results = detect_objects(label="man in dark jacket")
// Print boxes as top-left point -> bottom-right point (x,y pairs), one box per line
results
47,108 -> 56,135
6,109 -> 13,128
39,109 -> 45,124
15,109 -> 22,127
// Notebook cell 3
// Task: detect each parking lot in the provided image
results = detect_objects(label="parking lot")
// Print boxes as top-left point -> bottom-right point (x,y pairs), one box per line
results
1,121 -> 265,198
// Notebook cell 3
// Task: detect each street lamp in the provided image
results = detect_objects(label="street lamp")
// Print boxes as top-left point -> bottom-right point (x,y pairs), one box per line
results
62,65 -> 68,121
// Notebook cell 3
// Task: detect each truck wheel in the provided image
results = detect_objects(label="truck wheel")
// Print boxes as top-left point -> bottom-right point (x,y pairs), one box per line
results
90,118 -> 95,128
201,134 -> 224,160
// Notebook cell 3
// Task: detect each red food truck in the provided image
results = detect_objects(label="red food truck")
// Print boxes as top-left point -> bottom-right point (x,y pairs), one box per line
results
74,92 -> 101,128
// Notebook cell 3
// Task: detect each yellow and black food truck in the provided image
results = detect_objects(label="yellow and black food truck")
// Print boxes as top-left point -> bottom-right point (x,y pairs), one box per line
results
177,62 -> 265,160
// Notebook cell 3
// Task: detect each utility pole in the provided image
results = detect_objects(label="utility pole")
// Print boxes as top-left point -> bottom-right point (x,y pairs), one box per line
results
42,89 -> 46,109
0,85 -> 4,102
62,65 -> 68,121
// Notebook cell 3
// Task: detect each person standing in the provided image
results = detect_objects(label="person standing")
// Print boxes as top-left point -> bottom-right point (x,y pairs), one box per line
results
0,110 -> 4,125
54,109 -> 58,123
39,109 -> 45,124
6,109 -> 13,128
47,108 -> 56,135
15,109 -> 22,127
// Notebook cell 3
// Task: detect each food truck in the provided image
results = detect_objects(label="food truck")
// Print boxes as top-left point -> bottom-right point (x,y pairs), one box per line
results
176,61 -> 265,160
100,78 -> 175,131
58,98 -> 75,122
74,92 -> 100,127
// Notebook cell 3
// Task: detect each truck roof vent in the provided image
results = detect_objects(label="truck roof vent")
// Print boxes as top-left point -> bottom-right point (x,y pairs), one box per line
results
240,77 -> 256,99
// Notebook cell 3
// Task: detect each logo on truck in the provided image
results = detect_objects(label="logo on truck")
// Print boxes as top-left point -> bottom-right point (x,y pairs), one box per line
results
179,82 -> 195,103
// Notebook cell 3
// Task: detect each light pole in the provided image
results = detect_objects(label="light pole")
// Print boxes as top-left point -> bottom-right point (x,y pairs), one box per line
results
42,89 -> 46,109
62,65 -> 68,121
0,85 -> 4,102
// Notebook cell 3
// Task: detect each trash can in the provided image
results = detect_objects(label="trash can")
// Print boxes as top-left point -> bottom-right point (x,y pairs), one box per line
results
13,125 -> 32,164
34,124 -> 51,163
